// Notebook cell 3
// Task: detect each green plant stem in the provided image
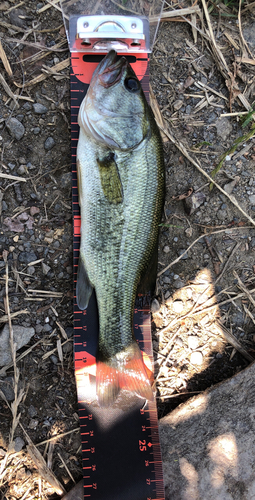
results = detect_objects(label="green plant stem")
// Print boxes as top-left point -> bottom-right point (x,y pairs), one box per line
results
209,124 -> 255,190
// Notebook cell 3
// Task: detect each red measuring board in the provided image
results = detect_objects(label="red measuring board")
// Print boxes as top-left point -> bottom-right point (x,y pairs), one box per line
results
70,26 -> 165,499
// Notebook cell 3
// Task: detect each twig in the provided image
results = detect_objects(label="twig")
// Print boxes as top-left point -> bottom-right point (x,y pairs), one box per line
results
13,58 -> 70,88
238,0 -> 254,60
156,123 -> 255,227
0,338 -> 43,376
0,252 -> 25,478
156,287 -> 255,338
243,304 -> 255,326
233,271 -> 255,309
157,391 -> 201,400
36,428 -> 80,447
158,227 -> 251,277
214,242 -> 241,285
57,452 -> 75,483
194,81 -> 228,101
37,0 -> 60,13
20,423 -> 66,495
0,171 -> 26,182
150,6 -> 201,23
0,309 -> 29,323
212,320 -> 254,363
0,39 -> 12,77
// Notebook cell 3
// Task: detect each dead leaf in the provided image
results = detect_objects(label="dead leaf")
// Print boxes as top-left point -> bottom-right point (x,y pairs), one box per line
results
30,206 -> 40,216
3,212 -> 34,232
172,188 -> 193,201
183,191 -> 206,215
4,217 -> 25,232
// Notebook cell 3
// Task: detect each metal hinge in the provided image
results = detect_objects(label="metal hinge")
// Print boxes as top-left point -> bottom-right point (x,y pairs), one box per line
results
74,15 -> 150,52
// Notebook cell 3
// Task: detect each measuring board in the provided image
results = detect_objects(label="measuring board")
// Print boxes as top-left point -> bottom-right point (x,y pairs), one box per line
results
71,39 -> 165,500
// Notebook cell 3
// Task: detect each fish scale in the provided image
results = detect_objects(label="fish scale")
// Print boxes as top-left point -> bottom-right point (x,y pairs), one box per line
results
76,50 -> 164,405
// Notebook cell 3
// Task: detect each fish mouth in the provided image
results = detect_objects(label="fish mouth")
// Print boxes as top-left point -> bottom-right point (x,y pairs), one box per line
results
97,50 -> 127,88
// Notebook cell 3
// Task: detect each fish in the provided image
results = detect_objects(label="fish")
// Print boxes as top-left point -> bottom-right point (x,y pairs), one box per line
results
76,50 -> 165,406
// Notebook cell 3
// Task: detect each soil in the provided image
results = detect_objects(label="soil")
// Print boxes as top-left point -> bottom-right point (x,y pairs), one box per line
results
0,1 -> 254,499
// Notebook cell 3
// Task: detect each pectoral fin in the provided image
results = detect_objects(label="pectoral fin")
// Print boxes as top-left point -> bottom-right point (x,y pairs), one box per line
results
76,257 -> 93,310
97,153 -> 123,204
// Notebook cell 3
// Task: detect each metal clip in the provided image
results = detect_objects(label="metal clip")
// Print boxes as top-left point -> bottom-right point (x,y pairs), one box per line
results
75,15 -> 150,53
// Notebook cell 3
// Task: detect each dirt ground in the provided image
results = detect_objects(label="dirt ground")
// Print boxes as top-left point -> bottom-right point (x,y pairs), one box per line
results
0,1 -> 254,499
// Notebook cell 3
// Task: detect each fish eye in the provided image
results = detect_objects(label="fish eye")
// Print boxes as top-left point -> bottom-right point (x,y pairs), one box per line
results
124,78 -> 140,92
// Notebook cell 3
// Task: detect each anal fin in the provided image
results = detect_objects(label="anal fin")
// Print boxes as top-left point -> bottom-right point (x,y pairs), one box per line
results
76,257 -> 93,310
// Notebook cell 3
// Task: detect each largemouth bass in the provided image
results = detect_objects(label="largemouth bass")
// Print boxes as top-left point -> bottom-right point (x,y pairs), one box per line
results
76,50 -> 164,406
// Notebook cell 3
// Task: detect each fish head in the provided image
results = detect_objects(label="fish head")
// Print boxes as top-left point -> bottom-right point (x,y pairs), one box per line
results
78,50 -> 150,150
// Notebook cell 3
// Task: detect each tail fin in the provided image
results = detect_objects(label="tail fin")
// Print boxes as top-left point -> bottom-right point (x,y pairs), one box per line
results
96,341 -> 153,407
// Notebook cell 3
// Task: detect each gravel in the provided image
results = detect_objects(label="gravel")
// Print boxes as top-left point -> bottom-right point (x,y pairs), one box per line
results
5,117 -> 25,140
44,136 -> 55,150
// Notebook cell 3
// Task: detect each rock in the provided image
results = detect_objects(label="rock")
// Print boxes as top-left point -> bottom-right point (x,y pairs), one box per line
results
0,377 -> 14,400
18,251 -> 37,264
33,103 -> 48,114
217,209 -> 228,221
9,8 -> 27,28
42,262 -> 51,275
175,337 -> 183,347
6,118 -> 25,140
0,2 -> 10,11
14,436 -> 25,452
28,419 -> 38,430
18,165 -> 26,175
60,172 -> 72,189
28,405 -> 37,418
61,481 -> 83,500
249,194 -> 255,205
215,117 -> 232,141
159,361 -> 255,500
243,23 -> 255,48
33,127 -> 41,135
27,266 -> 35,275
44,137 -> 55,150
163,245 -> 170,253
42,324 -> 52,333
172,300 -> 184,314
173,278 -> 185,289
35,324 -> 43,334
190,351 -> 203,365
23,102 -> 32,111
188,335 -> 199,350
184,191 -> 206,215
0,324 -> 35,366
178,249 -> 189,260
163,276 -> 171,284
151,298 -> 160,314
224,177 -> 239,195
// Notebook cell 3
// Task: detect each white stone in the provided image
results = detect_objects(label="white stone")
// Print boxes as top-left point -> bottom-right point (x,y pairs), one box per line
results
172,301 -> 184,314
190,351 -> 203,365
188,336 -> 199,350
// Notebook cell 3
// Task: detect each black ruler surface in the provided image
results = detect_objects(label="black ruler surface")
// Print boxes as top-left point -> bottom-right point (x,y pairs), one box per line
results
71,50 -> 165,500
